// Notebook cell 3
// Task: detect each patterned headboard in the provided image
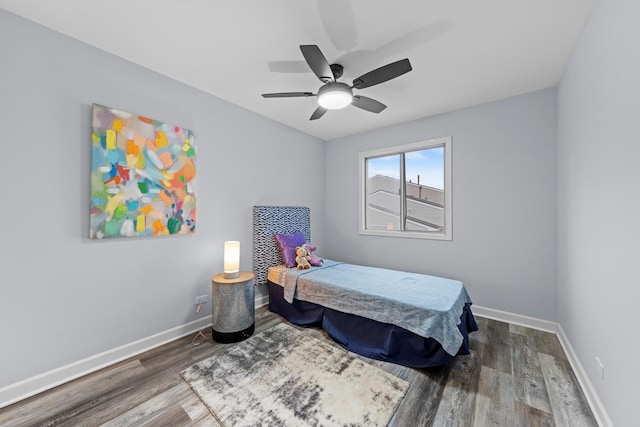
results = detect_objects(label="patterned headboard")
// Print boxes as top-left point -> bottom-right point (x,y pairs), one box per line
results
253,206 -> 311,286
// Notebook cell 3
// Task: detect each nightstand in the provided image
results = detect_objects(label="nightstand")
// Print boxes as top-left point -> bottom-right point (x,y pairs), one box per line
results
211,271 -> 255,343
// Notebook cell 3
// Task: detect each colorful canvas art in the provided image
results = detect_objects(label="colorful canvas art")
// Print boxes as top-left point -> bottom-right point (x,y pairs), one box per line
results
90,104 -> 196,239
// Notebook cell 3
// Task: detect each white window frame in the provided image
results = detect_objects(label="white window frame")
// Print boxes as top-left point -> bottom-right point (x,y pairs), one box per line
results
359,136 -> 452,240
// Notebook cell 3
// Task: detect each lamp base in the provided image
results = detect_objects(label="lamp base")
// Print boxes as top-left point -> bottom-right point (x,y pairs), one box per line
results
223,271 -> 240,279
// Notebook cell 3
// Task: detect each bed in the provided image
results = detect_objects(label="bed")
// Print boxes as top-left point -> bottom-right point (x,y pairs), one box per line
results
253,205 -> 478,368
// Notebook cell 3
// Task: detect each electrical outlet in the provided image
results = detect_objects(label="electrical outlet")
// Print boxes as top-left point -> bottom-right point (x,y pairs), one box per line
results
195,295 -> 207,305
595,356 -> 604,380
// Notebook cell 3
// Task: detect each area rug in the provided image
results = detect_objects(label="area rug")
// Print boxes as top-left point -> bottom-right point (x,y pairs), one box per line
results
181,323 -> 408,426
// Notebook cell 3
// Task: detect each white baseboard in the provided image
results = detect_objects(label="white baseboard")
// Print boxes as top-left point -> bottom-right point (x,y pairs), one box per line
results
472,305 -> 612,427
471,305 -> 558,333
0,315 -> 212,410
255,292 -> 269,308
556,325 -> 613,427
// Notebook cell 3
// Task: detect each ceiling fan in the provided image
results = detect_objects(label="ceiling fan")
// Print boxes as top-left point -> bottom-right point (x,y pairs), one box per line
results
262,45 -> 412,120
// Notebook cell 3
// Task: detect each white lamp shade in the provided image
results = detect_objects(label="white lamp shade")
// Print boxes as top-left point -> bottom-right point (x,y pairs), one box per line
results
317,83 -> 353,110
223,241 -> 240,279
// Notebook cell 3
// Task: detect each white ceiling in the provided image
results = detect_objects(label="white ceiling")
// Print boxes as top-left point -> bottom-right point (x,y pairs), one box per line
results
1,0 -> 593,141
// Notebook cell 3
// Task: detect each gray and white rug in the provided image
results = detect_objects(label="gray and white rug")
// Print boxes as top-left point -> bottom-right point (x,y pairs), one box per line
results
181,323 -> 408,426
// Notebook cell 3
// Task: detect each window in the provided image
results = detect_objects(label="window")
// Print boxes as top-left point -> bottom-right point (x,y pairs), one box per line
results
359,136 -> 451,240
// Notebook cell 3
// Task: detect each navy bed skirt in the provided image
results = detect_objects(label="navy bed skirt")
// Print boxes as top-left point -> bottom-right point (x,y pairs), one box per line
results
268,281 -> 479,368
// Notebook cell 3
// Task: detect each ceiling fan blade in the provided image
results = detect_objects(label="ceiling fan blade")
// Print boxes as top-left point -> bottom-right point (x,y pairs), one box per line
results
352,58 -> 412,89
351,95 -> 387,113
300,45 -> 334,83
318,0 -> 357,52
262,92 -> 315,98
310,106 -> 327,120
375,19 -> 452,58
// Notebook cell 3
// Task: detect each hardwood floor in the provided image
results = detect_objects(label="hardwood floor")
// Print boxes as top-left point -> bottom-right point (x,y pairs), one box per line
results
0,307 -> 598,426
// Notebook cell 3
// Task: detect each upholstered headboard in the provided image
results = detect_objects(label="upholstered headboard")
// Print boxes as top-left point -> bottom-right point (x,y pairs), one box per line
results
253,206 -> 311,286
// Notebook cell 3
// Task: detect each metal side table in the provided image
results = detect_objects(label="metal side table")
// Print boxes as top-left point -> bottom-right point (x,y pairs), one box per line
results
211,271 -> 255,343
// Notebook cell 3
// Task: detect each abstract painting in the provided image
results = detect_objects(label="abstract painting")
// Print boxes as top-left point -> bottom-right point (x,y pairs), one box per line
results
90,104 -> 196,239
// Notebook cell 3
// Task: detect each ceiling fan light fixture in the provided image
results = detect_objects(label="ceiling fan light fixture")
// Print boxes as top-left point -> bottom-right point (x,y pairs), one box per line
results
262,45 -> 412,119
317,83 -> 353,109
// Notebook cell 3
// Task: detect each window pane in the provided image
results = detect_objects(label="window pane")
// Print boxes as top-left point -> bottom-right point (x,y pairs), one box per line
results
365,155 -> 401,231
359,136 -> 451,240
404,147 -> 445,232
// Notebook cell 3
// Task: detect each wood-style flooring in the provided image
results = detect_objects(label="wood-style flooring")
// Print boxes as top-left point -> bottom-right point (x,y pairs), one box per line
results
0,307 -> 598,426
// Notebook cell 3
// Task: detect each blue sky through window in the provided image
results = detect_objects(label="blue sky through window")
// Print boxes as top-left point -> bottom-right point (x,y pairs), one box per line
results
367,146 -> 444,190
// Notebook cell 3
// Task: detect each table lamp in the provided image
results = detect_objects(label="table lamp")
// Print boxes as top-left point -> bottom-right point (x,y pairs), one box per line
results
223,241 -> 240,279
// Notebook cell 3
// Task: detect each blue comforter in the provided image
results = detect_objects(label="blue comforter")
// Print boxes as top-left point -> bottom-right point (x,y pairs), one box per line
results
279,260 -> 473,356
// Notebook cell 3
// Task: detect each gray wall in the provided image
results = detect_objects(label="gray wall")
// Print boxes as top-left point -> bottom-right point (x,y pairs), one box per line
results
0,11 -> 325,388
557,0 -> 639,425
325,88 -> 558,320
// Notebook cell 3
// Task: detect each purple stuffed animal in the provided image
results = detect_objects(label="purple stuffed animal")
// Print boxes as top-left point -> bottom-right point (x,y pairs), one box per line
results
302,243 -> 323,267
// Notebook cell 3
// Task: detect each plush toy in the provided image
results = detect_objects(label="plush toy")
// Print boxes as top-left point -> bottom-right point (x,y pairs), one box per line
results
302,243 -> 324,267
294,245 -> 311,270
